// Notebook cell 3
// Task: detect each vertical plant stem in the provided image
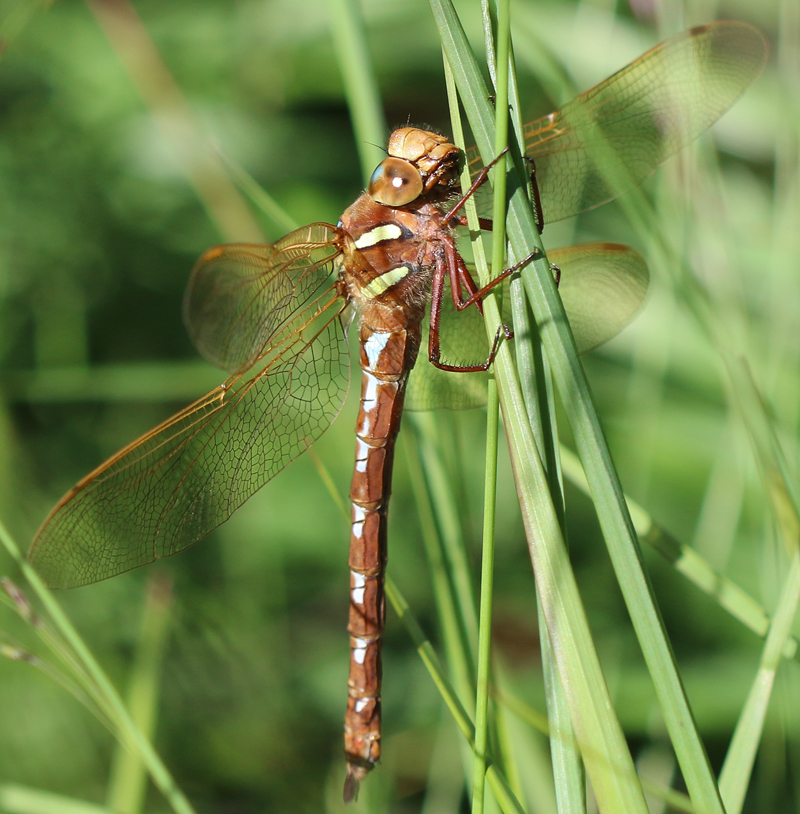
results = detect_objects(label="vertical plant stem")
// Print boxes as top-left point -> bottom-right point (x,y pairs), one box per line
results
472,1 -> 510,810
472,379 -> 500,814
431,3 -> 655,811
385,577 -> 527,814
84,0 -> 262,243
324,0 -> 387,181
403,431 -> 476,709
718,554 -> 800,813
413,412 -> 480,663
106,576 -> 173,814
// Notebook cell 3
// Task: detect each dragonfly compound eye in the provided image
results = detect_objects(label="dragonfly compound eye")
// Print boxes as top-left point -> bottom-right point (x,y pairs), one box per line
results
368,157 -> 423,206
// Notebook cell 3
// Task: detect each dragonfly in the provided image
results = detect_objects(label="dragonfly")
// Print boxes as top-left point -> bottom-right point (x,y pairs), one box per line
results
28,21 -> 766,801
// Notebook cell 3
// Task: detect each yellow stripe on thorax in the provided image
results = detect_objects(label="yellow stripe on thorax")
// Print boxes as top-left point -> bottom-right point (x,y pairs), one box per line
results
354,223 -> 403,250
362,265 -> 410,298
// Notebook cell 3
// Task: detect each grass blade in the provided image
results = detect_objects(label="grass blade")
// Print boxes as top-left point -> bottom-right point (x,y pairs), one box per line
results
106,576 -> 173,814
0,785 -> 113,814
324,0 -> 386,183
0,520 -> 196,814
84,0 -> 262,243
718,552 -> 800,813
429,3 -> 728,811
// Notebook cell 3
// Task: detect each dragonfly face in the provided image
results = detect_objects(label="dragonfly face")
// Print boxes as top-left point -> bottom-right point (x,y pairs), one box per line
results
27,20 -> 765,804
370,127 -> 462,203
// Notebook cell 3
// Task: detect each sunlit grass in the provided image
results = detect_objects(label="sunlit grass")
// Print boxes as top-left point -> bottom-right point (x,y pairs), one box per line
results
0,0 -> 796,812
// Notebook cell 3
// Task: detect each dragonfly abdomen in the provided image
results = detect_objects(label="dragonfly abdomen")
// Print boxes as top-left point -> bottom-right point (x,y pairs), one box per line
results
343,322 -> 420,799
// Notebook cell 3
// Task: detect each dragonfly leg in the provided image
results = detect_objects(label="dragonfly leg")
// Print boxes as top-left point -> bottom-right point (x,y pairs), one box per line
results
443,147 -> 510,221
454,217 -> 557,289
444,236 -> 540,311
451,154 -> 545,234
455,215 -> 494,232
526,156 -> 545,235
428,247 -> 513,373
447,243 -> 483,315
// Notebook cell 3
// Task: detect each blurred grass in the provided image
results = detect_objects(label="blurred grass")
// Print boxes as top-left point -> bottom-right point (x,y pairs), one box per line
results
0,0 -> 797,812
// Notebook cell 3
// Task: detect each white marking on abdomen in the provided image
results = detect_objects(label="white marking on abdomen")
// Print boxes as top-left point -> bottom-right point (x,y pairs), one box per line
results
354,223 -> 403,249
351,571 -> 366,605
352,505 -> 366,539
353,638 -> 368,664
355,438 -> 369,472
355,698 -> 371,713
363,332 -> 391,369
362,371 -> 379,407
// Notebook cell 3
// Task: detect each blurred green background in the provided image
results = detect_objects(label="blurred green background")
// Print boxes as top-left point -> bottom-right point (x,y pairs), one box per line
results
0,0 -> 796,812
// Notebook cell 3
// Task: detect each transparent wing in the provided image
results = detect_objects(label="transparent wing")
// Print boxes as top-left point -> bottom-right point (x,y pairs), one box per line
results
185,223 -> 343,372
29,233 -> 349,589
405,243 -> 648,411
406,280 -> 493,411
553,242 -> 649,352
466,22 -> 767,224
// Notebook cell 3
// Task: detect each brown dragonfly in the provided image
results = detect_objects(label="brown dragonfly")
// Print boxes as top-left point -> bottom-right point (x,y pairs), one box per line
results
28,21 -> 765,801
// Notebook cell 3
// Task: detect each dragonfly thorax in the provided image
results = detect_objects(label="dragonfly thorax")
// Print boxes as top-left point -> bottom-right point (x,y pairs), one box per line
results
338,191 -> 451,323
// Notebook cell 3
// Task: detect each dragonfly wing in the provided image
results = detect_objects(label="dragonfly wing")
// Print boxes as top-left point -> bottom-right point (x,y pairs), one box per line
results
30,242 -> 350,589
185,223 -> 343,372
406,295 -> 491,411
528,22 -> 767,223
550,243 -> 648,353
406,243 -> 648,411
466,23 -> 766,224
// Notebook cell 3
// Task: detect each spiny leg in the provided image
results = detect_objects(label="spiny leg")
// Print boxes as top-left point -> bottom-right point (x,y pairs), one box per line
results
428,248 -> 512,373
443,147 -> 510,222
527,156 -> 545,235
443,236 -> 539,311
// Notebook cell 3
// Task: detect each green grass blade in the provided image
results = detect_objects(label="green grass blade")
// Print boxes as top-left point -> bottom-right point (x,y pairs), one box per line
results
477,5 -> 585,810
429,3 -> 727,811
718,552 -> 800,813
213,145 -> 299,236
106,576 -> 173,814
84,0 -> 262,243
0,520 -> 197,814
538,588 -> 586,814
385,577 -> 526,814
324,0 -> 386,183
6,362 -> 222,405
403,429 -> 476,709
484,11 -> 584,810
411,413 -> 480,665
473,375 -> 501,814
560,446 -> 798,660
0,785 -> 113,814
431,4 -> 648,810
471,0 -> 511,808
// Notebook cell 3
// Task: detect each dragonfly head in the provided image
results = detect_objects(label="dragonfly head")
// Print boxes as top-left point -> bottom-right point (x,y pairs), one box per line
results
368,128 -> 461,207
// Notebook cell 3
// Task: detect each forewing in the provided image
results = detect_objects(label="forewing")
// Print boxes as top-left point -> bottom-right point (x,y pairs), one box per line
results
406,243 -> 648,411
29,273 -> 349,589
466,22 -> 766,224
185,223 -> 343,372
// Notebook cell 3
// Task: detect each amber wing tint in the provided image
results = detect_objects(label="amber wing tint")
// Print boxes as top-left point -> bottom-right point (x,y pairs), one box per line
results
466,22 -> 767,224
185,224 -> 343,373
405,243 -> 648,411
29,229 -> 349,588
